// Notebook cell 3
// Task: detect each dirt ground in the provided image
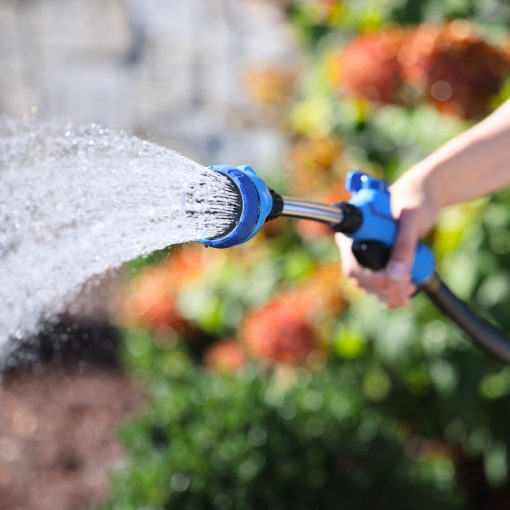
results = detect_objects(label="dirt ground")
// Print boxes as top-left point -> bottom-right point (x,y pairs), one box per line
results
0,366 -> 145,510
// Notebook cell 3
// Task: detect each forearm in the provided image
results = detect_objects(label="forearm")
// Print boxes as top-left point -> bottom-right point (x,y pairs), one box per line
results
408,100 -> 510,209
339,103 -> 510,308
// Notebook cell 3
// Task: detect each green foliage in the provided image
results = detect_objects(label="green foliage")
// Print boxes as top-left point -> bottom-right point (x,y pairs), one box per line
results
289,0 -> 510,40
103,343 -> 461,510
124,248 -> 171,280
107,1 -> 510,508
340,189 -> 510,496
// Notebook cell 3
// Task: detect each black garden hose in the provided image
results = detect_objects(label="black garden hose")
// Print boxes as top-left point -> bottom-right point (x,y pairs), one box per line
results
422,273 -> 510,364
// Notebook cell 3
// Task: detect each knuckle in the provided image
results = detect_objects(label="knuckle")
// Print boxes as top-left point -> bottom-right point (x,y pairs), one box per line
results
372,275 -> 389,289
344,267 -> 356,279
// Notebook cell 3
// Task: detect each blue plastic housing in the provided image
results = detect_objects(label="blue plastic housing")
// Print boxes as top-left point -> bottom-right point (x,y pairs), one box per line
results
198,165 -> 435,285
346,171 -> 435,285
198,165 -> 273,248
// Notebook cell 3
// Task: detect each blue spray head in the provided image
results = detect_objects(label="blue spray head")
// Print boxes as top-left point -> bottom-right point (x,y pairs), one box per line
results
198,165 -> 273,248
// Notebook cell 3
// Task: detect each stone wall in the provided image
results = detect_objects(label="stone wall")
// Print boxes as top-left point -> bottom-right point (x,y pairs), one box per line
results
0,0 -> 294,166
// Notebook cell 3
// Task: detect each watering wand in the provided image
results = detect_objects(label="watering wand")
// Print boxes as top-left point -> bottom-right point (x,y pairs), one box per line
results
199,165 -> 510,364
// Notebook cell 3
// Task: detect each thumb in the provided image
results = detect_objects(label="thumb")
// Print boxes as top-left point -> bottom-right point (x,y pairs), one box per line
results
386,209 -> 419,282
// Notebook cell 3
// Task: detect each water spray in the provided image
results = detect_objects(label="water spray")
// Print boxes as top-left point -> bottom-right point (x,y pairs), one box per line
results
199,165 -> 510,364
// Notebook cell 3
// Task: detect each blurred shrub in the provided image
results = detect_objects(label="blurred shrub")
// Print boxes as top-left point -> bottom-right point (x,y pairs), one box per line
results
107,1 -> 510,508
245,66 -> 296,112
331,29 -> 406,105
102,344 -> 461,510
402,21 -> 510,119
119,267 -> 191,336
287,135 -> 346,195
329,22 -> 510,119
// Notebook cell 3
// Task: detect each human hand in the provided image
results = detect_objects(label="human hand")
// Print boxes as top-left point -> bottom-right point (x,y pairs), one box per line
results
336,170 -> 439,308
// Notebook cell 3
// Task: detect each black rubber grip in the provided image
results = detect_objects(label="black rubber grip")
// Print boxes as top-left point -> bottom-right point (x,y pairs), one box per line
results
351,240 -> 391,271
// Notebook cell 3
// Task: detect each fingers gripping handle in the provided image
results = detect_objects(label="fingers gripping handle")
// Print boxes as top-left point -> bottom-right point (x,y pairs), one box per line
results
344,173 -> 510,364
351,240 -> 390,270
349,240 -> 435,284
342,172 -> 435,285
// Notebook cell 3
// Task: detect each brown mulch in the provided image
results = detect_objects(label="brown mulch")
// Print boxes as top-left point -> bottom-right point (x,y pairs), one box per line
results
0,366 -> 145,510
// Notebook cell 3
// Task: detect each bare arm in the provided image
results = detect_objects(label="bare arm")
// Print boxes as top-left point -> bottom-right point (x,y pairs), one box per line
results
408,100 -> 510,209
337,100 -> 510,308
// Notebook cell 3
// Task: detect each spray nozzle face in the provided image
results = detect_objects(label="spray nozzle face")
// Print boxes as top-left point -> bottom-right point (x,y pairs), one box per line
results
198,165 -> 273,248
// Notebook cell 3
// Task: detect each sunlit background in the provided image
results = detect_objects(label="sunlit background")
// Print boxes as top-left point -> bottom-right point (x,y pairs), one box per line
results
0,0 -> 293,165
3,1 -> 510,509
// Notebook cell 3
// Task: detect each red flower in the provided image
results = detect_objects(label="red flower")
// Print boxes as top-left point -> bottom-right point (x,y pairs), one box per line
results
162,245 -> 209,287
241,296 -> 321,364
401,21 -> 510,119
119,268 -> 190,335
203,339 -> 246,375
332,29 -> 406,104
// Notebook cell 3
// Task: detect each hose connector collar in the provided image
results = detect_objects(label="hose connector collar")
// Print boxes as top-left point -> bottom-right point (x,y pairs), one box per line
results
198,165 -> 273,248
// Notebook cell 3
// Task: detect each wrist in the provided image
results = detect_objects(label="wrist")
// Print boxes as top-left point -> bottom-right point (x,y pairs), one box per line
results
404,160 -> 449,211
390,166 -> 441,237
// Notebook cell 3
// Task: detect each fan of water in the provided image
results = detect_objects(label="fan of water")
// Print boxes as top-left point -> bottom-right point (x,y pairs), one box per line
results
0,118 -> 240,360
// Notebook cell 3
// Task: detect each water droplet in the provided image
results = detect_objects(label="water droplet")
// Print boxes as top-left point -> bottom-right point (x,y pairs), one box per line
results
0,119 -> 239,349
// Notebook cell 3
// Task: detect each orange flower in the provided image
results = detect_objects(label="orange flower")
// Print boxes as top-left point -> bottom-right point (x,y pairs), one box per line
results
203,339 -> 246,375
119,266 -> 190,335
241,296 -> 321,364
162,245 -> 209,288
296,219 -> 333,239
302,262 -> 348,315
245,66 -> 296,109
117,245 -> 213,335
287,136 -> 344,195
289,136 -> 343,175
332,29 -> 406,104
401,21 -> 510,119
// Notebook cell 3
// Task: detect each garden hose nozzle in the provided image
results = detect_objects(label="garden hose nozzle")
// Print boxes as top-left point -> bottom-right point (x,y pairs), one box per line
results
200,166 -> 435,284
198,165 -> 273,248
199,164 -> 510,364
200,166 -> 434,284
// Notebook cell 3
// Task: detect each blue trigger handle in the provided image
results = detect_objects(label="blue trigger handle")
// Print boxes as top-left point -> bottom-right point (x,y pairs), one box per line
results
345,171 -> 435,285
